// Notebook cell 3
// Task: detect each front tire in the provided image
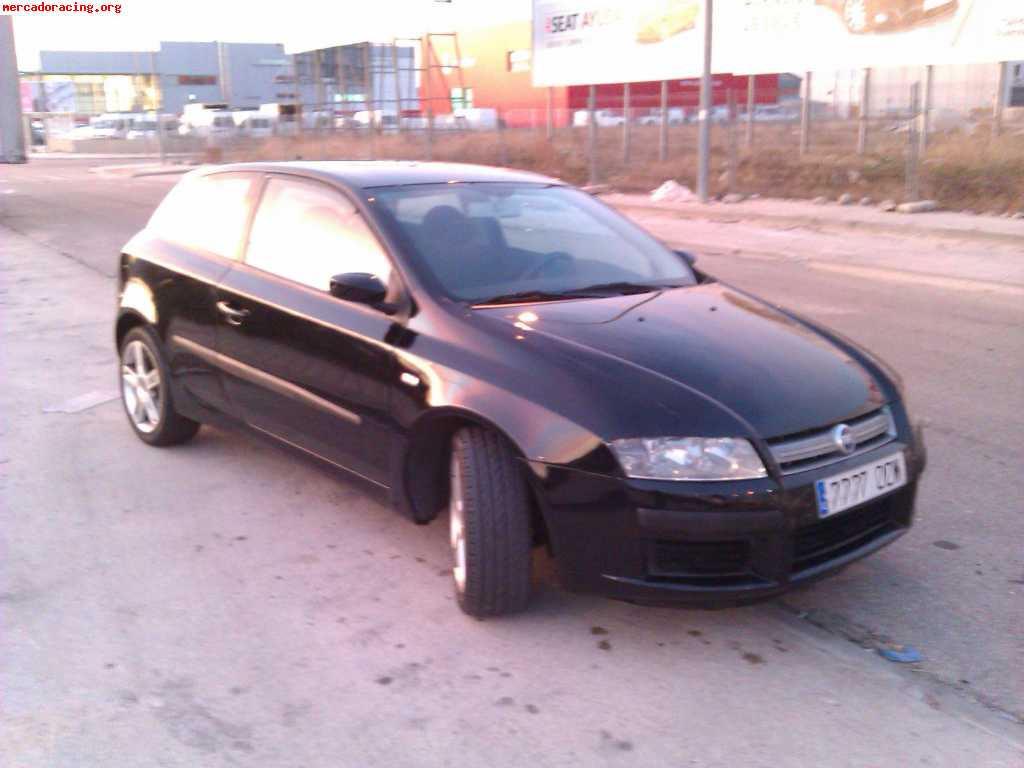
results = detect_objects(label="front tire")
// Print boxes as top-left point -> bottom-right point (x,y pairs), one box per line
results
119,326 -> 199,447
449,427 -> 532,617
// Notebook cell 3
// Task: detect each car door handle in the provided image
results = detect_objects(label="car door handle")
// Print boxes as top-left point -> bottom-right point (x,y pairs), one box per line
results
216,301 -> 250,326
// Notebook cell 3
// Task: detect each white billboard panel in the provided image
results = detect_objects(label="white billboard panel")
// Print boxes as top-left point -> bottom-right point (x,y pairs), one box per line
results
532,0 -> 1024,87
532,2 -> 705,86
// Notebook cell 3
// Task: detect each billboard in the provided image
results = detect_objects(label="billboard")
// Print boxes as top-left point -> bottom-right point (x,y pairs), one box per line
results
532,0 -> 1024,87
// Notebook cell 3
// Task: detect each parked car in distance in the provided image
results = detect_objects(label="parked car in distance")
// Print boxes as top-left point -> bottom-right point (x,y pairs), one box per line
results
116,161 -> 926,617
815,0 -> 958,34
753,104 -> 799,122
451,107 -> 501,131
637,107 -> 687,126
180,110 -> 237,139
573,109 -> 628,127
236,115 -> 275,139
126,117 -> 181,140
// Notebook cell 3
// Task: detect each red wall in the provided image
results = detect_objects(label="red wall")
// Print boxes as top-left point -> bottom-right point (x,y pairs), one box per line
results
453,20 -> 781,126
453,20 -> 569,127
567,75 -> 780,111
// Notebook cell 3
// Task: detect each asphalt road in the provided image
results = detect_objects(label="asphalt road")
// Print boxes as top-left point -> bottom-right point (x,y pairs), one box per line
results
2,157 -> 1022,767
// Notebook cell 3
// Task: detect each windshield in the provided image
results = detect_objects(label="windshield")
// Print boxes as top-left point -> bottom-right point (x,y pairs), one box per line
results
368,183 -> 696,304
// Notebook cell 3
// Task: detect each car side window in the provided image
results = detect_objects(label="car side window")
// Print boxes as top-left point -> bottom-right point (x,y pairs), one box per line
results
147,172 -> 254,259
245,177 -> 392,292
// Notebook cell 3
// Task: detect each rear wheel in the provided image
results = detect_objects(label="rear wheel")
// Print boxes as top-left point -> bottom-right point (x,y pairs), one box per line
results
449,427 -> 532,617
119,326 -> 199,446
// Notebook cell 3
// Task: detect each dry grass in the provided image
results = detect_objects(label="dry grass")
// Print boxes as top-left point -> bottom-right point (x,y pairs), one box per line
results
210,121 -> 1024,213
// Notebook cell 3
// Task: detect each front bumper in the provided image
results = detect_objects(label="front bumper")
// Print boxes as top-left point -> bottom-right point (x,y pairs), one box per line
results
532,426 -> 926,606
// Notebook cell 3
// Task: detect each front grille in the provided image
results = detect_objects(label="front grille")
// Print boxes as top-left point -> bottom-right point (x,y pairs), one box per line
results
649,539 -> 751,579
793,500 -> 897,572
768,407 -> 896,475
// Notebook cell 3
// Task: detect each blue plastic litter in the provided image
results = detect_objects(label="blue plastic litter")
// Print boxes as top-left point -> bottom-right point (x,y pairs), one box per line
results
879,645 -> 923,663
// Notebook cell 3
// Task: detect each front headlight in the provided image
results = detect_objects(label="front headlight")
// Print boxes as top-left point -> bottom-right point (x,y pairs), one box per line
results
609,437 -> 767,481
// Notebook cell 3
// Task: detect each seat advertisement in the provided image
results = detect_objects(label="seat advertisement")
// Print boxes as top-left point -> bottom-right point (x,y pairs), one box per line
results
531,0 -> 1024,86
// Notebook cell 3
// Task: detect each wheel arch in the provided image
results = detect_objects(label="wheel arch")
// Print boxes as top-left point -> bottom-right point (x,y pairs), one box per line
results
393,406 -> 551,549
115,309 -> 150,350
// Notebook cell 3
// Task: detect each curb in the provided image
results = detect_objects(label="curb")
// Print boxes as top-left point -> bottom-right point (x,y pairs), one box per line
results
607,198 -> 1024,247
90,163 -> 196,179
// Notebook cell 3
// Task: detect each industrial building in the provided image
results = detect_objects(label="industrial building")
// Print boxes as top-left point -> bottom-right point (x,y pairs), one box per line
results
23,40 -> 290,115
19,22 -> 1021,125
291,43 -> 417,117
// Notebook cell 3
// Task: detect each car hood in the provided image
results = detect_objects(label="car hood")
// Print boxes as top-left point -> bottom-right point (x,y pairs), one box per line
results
477,283 -> 885,439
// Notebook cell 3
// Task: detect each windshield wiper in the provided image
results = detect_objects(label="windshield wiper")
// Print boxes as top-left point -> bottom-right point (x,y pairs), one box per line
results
563,281 -> 673,296
472,282 -> 679,306
472,289 -> 604,306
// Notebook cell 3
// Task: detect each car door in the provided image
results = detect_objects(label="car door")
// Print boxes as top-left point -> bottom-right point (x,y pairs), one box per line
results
214,173 -> 400,486
145,171 -> 259,417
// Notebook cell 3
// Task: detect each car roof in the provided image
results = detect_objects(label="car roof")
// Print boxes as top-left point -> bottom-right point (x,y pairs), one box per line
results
198,160 -> 563,190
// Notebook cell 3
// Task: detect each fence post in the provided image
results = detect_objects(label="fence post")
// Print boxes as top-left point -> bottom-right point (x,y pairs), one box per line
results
392,43 -> 402,135
546,87 -> 554,140
857,68 -> 871,155
906,82 -> 920,201
150,51 -> 166,164
993,61 -> 1007,138
363,43 -> 377,159
919,64 -> 932,154
588,84 -> 598,185
497,108 -> 508,166
622,82 -> 631,164
727,90 -> 738,193
291,53 -> 303,139
425,108 -> 433,161
799,71 -> 812,157
745,75 -> 755,148
658,80 -> 668,162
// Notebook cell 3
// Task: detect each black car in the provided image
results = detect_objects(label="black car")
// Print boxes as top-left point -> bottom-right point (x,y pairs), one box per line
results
817,0 -> 958,33
116,161 -> 926,617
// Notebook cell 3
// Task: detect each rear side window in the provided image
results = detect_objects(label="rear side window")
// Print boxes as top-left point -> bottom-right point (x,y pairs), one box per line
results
148,173 -> 254,259
244,177 -> 392,291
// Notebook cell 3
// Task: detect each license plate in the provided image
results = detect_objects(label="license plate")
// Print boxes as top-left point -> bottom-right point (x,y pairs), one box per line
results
815,452 -> 907,518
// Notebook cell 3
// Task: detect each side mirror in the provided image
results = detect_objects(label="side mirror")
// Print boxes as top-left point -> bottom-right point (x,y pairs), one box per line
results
674,249 -> 697,267
329,272 -> 389,307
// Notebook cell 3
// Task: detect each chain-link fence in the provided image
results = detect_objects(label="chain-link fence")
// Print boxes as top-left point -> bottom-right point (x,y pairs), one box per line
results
26,65 -> 1024,211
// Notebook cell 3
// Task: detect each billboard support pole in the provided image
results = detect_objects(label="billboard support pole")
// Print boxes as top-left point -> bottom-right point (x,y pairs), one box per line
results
623,83 -> 631,164
659,80 -> 668,162
697,0 -> 712,203
919,64 -> 932,154
906,81 -> 920,201
745,75 -> 754,148
588,84 -> 598,185
799,70 -> 811,157
857,68 -> 870,155
546,87 -> 554,140
993,61 -> 1007,138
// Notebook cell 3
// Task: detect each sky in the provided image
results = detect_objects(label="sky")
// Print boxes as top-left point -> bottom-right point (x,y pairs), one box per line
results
11,0 -> 531,69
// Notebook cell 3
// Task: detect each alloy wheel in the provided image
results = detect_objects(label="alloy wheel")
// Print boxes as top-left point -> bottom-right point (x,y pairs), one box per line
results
121,340 -> 162,433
